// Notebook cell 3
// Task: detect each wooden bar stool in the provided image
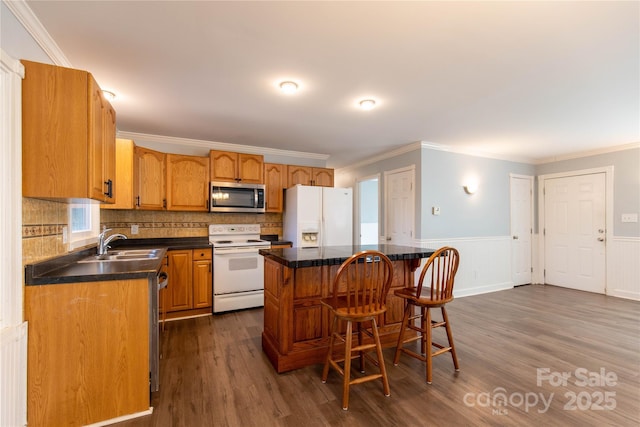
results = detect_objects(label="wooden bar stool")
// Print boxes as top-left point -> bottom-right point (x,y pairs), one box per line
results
393,246 -> 460,384
321,250 -> 394,410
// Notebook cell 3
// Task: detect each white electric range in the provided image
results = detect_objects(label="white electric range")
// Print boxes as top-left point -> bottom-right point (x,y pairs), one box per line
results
209,224 -> 271,313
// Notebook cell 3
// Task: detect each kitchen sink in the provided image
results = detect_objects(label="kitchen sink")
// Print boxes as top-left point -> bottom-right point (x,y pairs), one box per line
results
78,249 -> 162,263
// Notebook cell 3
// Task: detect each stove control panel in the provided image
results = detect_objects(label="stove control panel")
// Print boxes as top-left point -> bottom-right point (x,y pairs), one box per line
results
209,224 -> 261,235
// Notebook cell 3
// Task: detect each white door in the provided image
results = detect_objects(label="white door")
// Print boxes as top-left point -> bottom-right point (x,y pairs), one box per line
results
510,175 -> 533,286
385,167 -> 414,246
544,173 -> 606,293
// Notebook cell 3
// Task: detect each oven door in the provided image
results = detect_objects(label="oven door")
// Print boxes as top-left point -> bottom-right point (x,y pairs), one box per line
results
213,247 -> 264,294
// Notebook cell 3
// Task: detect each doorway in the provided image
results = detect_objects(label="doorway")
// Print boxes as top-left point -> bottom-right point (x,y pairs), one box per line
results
539,168 -> 612,294
357,175 -> 379,244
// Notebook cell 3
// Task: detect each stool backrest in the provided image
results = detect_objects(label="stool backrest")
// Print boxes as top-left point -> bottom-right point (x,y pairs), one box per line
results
331,250 -> 394,315
416,247 -> 460,303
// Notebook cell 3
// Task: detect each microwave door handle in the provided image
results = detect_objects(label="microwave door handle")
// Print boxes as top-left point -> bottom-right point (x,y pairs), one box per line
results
255,190 -> 258,208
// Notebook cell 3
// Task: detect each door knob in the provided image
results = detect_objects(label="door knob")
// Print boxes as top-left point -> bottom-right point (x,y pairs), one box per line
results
513,235 -> 519,240
598,229 -> 605,233
386,237 -> 392,241
597,237 -> 605,242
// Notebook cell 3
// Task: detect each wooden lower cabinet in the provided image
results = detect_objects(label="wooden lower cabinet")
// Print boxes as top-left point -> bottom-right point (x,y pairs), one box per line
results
192,249 -> 213,309
24,279 -> 150,426
166,248 -> 212,315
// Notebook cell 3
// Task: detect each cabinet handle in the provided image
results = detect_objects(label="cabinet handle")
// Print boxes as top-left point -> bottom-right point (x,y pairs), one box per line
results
104,179 -> 113,198
135,196 -> 140,207
163,199 -> 167,208
208,263 -> 211,273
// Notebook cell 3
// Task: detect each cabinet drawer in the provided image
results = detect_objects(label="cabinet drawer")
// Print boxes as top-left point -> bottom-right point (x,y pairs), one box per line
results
193,249 -> 212,260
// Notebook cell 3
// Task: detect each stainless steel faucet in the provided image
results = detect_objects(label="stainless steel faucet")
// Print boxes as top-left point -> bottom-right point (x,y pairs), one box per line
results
97,228 -> 128,255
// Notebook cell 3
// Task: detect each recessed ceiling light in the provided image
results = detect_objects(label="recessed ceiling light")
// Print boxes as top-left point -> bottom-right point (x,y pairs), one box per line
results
102,90 -> 116,101
279,81 -> 299,95
359,99 -> 376,110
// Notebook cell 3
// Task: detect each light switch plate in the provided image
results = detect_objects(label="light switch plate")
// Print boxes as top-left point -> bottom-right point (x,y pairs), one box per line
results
621,213 -> 638,223
432,206 -> 441,215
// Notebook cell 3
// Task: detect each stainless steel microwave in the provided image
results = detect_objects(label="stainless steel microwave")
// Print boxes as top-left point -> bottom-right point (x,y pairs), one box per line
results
210,181 -> 266,213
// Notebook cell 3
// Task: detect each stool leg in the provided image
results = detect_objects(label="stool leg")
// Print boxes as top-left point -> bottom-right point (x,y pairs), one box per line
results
393,302 -> 411,365
342,320 -> 353,410
357,322 -> 365,373
371,318 -> 390,397
421,306 -> 427,355
442,307 -> 460,371
322,314 -> 338,383
425,307 -> 433,384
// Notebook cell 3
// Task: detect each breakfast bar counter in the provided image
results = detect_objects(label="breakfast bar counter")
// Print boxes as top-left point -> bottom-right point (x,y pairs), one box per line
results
259,244 -> 436,373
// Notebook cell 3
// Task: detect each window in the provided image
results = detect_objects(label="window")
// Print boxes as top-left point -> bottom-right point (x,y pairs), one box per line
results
68,203 -> 100,250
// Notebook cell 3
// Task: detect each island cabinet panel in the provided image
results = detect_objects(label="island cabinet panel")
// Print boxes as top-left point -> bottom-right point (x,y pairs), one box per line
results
25,279 -> 149,427
262,252 -> 425,373
293,303 -> 323,342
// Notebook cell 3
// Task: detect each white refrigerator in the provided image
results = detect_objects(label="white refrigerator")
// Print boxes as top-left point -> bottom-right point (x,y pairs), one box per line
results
284,185 -> 353,248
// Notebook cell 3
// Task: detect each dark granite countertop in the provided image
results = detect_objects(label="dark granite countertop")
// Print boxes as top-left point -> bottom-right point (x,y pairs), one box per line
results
259,244 -> 436,268
25,237 -> 211,285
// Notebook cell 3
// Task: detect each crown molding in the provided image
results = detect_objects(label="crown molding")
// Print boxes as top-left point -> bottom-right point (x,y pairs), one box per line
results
336,141 -> 423,172
116,131 -> 330,161
533,142 -> 640,164
418,141 -> 535,163
1,49 -> 25,76
3,0 -> 72,67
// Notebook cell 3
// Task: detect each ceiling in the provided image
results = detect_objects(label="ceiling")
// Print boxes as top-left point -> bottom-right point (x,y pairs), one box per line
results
17,1 -> 640,168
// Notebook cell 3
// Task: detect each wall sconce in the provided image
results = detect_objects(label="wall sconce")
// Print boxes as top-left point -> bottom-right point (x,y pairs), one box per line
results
463,180 -> 478,195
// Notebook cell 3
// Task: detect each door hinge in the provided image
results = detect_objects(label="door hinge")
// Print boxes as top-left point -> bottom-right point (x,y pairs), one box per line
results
531,267 -> 533,273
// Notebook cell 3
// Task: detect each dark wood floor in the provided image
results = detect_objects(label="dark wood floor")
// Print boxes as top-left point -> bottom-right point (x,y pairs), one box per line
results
115,285 -> 640,427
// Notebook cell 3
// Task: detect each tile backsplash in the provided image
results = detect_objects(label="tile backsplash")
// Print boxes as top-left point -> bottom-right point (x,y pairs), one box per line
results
101,209 -> 283,239
22,197 -> 283,264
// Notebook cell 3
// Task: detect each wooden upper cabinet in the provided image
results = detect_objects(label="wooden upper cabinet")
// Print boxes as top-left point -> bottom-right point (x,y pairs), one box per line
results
166,154 -> 210,211
287,165 -> 334,187
133,146 -> 166,210
264,163 -> 286,213
210,150 -> 264,183
311,167 -> 334,187
22,60 -> 116,202
287,165 -> 313,187
101,139 -> 134,210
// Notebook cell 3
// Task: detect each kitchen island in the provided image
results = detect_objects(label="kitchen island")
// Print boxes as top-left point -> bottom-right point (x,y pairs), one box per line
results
259,244 -> 436,373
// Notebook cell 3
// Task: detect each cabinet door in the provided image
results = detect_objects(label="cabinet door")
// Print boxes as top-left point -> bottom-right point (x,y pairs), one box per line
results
264,163 -> 285,212
312,168 -> 334,187
238,154 -> 264,183
167,250 -> 193,312
134,146 -> 166,210
101,139 -> 133,210
166,154 -> 209,211
88,76 -> 107,201
209,150 -> 238,182
21,60 -> 89,200
193,250 -> 212,309
287,165 -> 312,187
102,101 -> 117,203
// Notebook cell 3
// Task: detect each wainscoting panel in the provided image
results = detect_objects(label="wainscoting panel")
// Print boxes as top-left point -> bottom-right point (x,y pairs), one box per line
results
608,237 -> 640,301
0,322 -> 27,427
415,236 -> 513,297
